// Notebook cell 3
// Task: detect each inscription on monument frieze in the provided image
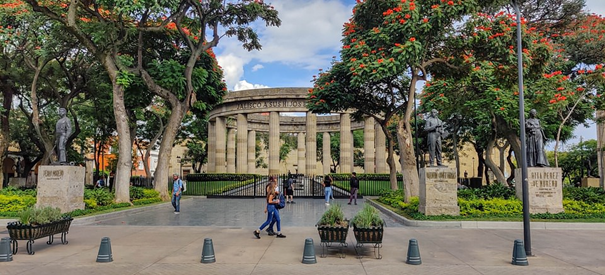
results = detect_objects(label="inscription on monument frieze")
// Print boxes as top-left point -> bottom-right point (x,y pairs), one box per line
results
237,100 -> 305,110
43,169 -> 64,181
529,170 -> 560,198
515,167 -> 563,213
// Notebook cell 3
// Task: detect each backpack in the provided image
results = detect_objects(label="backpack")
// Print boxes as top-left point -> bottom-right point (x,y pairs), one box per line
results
276,193 -> 286,209
285,178 -> 293,190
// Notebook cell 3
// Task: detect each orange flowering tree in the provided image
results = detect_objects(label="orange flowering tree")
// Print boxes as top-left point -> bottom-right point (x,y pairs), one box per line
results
308,0 -> 497,201
21,0 -> 280,201
420,11 -> 595,183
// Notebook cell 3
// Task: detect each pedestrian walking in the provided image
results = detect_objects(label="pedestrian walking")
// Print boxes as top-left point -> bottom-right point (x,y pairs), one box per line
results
284,175 -> 295,203
171,173 -> 183,214
322,175 -> 333,206
254,180 -> 286,239
348,172 -> 359,205
264,176 -> 279,236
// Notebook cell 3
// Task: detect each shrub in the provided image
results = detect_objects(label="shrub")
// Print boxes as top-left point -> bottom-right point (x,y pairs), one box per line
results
84,199 -> 98,209
130,186 -> 146,200
563,187 -> 605,204
377,189 -> 405,208
19,206 -> 64,225
0,194 -> 36,212
142,189 -> 160,199
458,183 -> 515,200
133,197 -> 162,205
0,186 -> 37,197
318,204 -> 347,227
351,204 -> 383,227
84,188 -> 114,206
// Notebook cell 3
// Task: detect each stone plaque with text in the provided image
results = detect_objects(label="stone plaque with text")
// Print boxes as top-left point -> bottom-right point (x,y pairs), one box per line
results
36,165 -> 85,213
419,167 -> 460,216
515,167 -> 563,214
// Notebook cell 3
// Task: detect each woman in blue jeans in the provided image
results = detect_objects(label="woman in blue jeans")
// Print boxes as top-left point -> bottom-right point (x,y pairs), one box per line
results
254,181 -> 286,238
322,175 -> 333,206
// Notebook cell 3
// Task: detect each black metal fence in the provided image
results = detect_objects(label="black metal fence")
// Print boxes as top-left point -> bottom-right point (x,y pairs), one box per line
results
182,174 -> 403,198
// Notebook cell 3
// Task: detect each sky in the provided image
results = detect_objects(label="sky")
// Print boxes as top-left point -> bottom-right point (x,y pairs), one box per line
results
213,0 -> 605,150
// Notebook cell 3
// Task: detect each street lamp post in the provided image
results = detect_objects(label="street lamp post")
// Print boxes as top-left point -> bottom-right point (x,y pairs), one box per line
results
472,157 -> 475,177
512,0 -> 532,256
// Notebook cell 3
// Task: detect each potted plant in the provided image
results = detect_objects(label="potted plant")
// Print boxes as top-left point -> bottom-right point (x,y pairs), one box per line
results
316,204 -> 349,258
351,204 -> 384,259
7,206 -> 73,255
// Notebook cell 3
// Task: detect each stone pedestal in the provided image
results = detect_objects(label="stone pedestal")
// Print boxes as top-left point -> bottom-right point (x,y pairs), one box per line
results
36,165 -> 85,213
514,167 -> 563,214
419,167 -> 460,216
581,177 -> 600,188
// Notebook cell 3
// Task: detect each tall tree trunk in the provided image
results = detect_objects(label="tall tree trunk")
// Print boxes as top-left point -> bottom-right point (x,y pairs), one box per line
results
396,118 -> 419,200
0,78 -> 14,190
26,60 -> 55,165
111,79 -> 132,203
485,138 -> 507,185
153,101 -> 186,200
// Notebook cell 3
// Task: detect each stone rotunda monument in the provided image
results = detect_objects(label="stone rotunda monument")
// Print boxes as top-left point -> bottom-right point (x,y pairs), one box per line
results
207,87 -> 390,176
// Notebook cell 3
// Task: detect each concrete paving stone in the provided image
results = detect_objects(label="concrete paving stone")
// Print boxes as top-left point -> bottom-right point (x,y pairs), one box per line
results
136,263 -> 257,275
1,198 -> 605,274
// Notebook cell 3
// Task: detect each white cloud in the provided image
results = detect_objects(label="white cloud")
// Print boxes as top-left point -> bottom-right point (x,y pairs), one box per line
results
216,54 -> 246,90
251,64 -> 264,72
215,0 -> 353,86
233,80 -> 270,91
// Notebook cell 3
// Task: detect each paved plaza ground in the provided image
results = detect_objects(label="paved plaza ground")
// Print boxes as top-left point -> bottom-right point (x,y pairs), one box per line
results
1,197 -> 605,274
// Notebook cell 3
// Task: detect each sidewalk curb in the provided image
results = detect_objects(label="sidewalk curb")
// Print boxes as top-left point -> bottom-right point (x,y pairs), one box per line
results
366,199 -> 605,230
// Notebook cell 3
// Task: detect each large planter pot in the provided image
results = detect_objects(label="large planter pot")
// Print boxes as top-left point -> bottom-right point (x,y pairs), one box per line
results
316,220 -> 349,258
6,217 -> 73,255
352,223 -> 384,259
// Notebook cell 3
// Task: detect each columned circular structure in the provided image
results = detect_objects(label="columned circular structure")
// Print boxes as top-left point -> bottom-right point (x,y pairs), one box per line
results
207,88 -> 388,176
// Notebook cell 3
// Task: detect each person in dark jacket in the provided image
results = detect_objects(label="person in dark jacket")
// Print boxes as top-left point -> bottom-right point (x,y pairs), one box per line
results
348,172 -> 360,205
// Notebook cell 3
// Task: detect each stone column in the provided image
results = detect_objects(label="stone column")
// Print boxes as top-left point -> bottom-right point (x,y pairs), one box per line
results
375,122 -> 387,173
237,114 -> 248,173
364,117 -> 375,173
215,117 -> 226,173
340,113 -> 352,173
227,128 -> 236,173
269,111 -> 280,176
305,112 -> 317,175
207,120 -> 216,173
248,130 -> 256,174
323,132 -> 331,175
298,133 -> 306,175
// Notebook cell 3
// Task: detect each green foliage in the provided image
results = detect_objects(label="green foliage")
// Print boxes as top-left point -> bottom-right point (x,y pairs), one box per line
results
0,186 -> 37,197
378,186 -> 605,220
563,187 -> 605,204
84,199 -> 98,209
318,204 -> 347,227
351,204 -> 383,228
0,194 -> 36,212
84,188 -> 115,206
19,206 -> 63,225
457,183 -> 515,200
133,197 -> 162,205
377,189 -> 405,208
458,198 -> 522,216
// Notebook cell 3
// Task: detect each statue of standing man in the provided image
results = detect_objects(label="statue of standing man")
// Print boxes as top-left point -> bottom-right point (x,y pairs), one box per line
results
55,107 -> 72,164
425,109 -> 444,167
526,109 -> 549,167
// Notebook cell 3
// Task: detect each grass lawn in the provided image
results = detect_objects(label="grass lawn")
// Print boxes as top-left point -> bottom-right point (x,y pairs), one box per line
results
333,180 -> 403,196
